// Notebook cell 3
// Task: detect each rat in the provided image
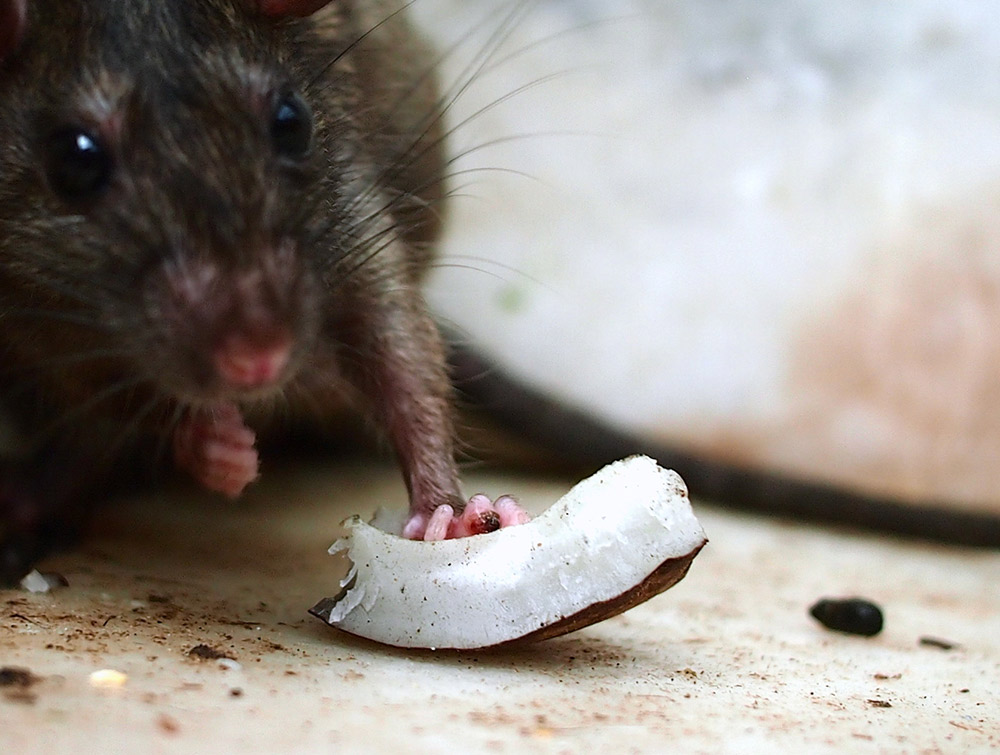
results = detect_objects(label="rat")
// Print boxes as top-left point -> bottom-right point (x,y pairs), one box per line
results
1,2 -> 997,588
0,0 -> 531,585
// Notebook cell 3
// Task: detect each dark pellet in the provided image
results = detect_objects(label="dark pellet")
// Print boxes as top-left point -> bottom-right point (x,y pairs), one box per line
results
809,597 -> 884,637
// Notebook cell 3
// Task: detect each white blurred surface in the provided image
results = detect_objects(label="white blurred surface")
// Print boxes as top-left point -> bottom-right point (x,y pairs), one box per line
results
415,0 -> 1000,509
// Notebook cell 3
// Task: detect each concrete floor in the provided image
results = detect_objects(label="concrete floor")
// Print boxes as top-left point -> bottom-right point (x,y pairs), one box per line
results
2,458 -> 998,753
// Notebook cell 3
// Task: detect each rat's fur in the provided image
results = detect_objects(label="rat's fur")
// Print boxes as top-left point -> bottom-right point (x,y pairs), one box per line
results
0,0 -> 467,581
3,1 -> 999,578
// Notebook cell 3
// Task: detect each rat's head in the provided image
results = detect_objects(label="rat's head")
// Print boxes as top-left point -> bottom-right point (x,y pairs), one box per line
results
0,0 -> 398,411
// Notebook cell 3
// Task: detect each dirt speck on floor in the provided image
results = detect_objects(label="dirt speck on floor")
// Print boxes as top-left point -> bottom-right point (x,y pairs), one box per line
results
157,713 -> 181,735
187,644 -> 235,661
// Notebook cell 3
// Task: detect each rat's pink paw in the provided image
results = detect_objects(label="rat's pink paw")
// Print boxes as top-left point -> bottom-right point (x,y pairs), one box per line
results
173,403 -> 259,499
404,495 -> 531,541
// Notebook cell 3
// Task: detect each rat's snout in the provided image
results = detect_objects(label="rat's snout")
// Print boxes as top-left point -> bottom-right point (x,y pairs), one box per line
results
151,243 -> 313,400
213,330 -> 293,390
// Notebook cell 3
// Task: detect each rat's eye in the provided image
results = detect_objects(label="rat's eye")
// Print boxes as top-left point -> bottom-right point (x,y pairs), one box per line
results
45,129 -> 113,200
271,92 -> 312,159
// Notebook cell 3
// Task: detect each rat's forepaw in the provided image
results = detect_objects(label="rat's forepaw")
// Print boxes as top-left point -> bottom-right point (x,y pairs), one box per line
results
173,403 -> 259,499
403,495 -> 531,541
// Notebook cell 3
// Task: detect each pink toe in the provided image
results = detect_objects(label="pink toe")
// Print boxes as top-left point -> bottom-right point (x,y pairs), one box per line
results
402,512 -> 429,540
495,495 -> 531,526
466,493 -> 492,510
454,494 -> 502,537
424,504 -> 455,541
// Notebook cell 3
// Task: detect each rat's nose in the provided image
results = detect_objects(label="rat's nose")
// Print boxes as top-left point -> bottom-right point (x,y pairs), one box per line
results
213,333 -> 292,389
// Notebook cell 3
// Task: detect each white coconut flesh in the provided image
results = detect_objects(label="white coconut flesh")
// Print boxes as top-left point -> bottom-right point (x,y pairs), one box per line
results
310,456 -> 707,650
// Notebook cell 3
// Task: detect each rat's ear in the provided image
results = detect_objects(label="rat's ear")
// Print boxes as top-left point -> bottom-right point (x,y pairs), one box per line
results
252,0 -> 334,18
0,0 -> 28,62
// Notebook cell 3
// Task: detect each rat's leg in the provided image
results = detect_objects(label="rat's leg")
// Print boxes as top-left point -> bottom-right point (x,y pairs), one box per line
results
0,475 -> 53,586
338,283 -> 530,540
173,402 -> 259,498
0,446 -> 101,586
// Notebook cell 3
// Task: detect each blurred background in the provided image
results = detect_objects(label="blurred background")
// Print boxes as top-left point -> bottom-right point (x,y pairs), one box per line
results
412,0 -> 1000,517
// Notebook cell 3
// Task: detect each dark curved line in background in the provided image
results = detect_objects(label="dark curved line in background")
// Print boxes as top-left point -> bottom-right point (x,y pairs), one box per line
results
448,341 -> 1000,548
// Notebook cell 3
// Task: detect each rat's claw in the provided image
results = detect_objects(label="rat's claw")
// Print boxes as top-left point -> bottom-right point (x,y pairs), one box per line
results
173,403 -> 259,499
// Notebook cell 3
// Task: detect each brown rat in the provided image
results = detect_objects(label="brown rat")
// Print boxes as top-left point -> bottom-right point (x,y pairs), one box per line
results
0,0 -> 530,583
2,2 -> 997,584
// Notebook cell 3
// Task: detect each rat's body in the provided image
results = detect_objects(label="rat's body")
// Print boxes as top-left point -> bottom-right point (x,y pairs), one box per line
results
2,0 -> 998,583
0,0 -> 526,583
